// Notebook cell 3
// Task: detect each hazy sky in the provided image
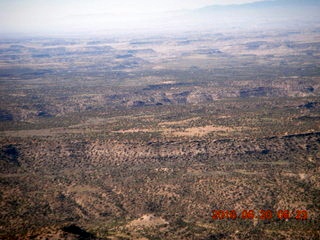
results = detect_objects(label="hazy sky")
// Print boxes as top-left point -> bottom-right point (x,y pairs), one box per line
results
0,0 -> 266,34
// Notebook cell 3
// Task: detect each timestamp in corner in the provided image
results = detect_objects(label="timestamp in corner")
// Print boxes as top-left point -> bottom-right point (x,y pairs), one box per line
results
211,209 -> 308,221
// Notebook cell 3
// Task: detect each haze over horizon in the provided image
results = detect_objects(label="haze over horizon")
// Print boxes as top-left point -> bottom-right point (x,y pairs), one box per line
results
0,0 -> 319,36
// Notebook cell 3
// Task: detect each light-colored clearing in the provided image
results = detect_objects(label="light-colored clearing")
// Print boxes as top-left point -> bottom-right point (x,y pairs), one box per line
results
113,124 -> 246,137
299,173 -> 307,180
161,81 -> 176,84
159,117 -> 200,127
113,128 -> 157,133
166,125 -> 239,137
128,214 -> 168,228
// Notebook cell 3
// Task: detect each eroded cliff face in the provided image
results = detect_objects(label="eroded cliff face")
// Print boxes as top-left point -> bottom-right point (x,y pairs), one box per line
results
2,76 -> 319,122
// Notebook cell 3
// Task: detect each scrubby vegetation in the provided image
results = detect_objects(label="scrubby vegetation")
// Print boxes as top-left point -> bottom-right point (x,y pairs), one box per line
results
0,29 -> 320,239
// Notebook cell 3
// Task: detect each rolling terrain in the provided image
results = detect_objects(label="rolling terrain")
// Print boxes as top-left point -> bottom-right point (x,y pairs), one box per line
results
1,28 -> 320,239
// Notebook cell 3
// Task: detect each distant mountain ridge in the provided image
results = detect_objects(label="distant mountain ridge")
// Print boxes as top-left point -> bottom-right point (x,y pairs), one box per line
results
187,0 -> 320,30
198,0 -> 320,12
